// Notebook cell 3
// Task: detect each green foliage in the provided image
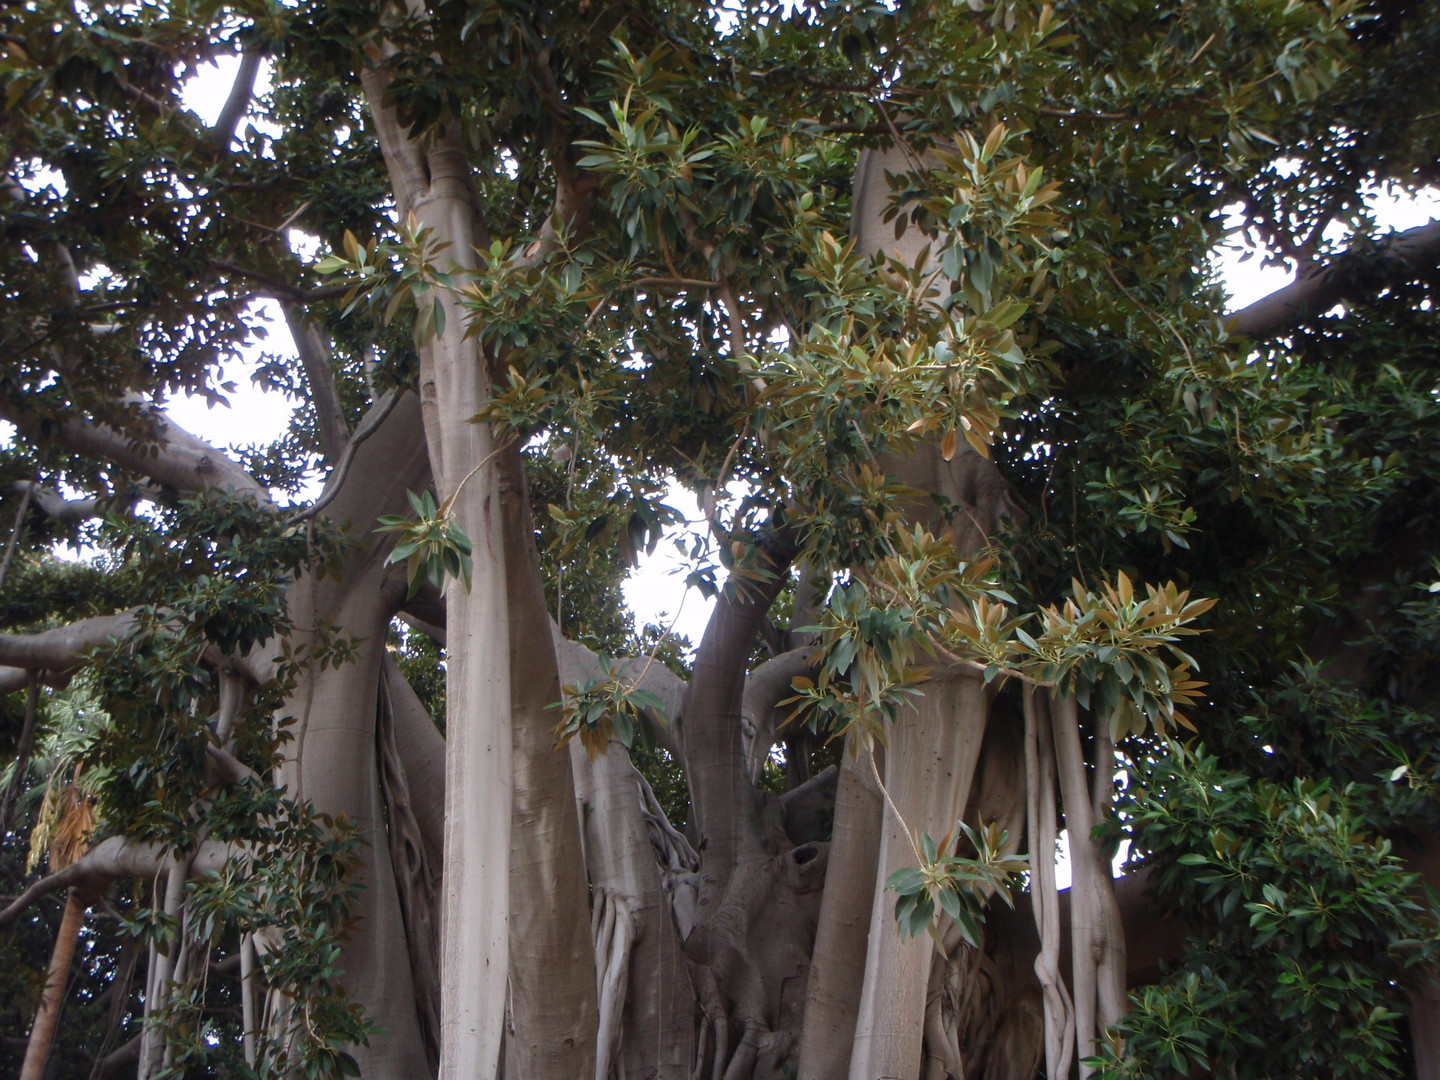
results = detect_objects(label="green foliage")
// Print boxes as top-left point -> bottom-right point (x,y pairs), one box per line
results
1102,744 -> 1440,1078
554,654 -> 668,759
886,820 -> 1028,945
376,489 -> 474,598
3,0 -> 1439,1073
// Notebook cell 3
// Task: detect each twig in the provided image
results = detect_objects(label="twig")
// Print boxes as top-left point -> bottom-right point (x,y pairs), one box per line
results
438,433 -> 519,515
211,259 -> 358,304
0,681 -> 41,831
1102,262 -> 1196,375
0,478 -> 36,593
867,736 -> 924,867
702,418 -> 751,535
632,276 -> 721,291
875,98 -> 928,177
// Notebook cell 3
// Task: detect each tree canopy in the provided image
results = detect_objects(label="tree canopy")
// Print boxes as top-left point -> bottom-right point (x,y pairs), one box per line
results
1,1 -> 1439,1078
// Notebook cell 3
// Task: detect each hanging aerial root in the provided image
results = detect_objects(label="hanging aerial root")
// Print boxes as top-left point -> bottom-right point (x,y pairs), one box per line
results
1049,691 -> 1126,1077
594,890 -> 634,1080
1024,686 -> 1075,1080
240,932 -> 259,1067
589,886 -> 635,1080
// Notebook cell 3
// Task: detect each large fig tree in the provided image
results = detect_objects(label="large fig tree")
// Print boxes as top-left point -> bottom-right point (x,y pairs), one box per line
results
2,2 -> 1439,1079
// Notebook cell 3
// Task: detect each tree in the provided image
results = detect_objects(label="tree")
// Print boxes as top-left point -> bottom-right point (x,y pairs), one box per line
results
2,1 -> 1438,1078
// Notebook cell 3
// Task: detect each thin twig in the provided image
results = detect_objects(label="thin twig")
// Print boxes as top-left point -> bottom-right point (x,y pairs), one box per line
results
0,681 -> 41,832
875,98 -> 928,177
867,736 -> 924,867
1102,262 -> 1196,374
0,478 -> 36,593
439,433 -> 519,514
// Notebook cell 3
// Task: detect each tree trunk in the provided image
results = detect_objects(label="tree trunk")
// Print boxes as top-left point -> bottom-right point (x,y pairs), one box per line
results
499,442 -> 599,1079
848,670 -> 990,1080
362,56 -> 515,1075
276,391 -> 434,1079
797,734 -> 882,1080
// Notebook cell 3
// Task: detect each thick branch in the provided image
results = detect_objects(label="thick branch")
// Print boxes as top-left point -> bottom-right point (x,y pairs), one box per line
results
0,837 -> 232,929
0,612 -> 138,673
740,646 -> 813,781
1226,220 -> 1440,339
683,531 -> 798,875
32,406 -> 271,505
212,50 -> 262,147
211,259 -> 356,304
9,481 -> 104,524
0,668 -> 72,694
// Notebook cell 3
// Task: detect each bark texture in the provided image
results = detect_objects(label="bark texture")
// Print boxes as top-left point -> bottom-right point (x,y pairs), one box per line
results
363,37 -> 516,1077
848,671 -> 990,1080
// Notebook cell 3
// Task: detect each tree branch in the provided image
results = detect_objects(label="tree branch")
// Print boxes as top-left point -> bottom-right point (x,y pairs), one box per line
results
26,404 -> 272,505
212,49 -> 262,147
0,668 -> 73,694
210,259 -> 357,304
0,612 -> 139,673
0,836 -> 239,930
8,481 -> 104,525
683,529 -> 799,873
1226,220 -> 1440,339
283,388 -> 404,527
282,305 -> 348,463
740,646 -> 813,781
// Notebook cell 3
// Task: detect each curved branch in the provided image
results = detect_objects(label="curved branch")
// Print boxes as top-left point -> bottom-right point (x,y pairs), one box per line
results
8,481 -> 104,524
740,646 -> 813,781
1226,220 -> 1440,339
27,405 -> 271,505
283,388 -> 403,527
683,530 -> 799,873
210,259 -> 357,304
282,304 -> 348,463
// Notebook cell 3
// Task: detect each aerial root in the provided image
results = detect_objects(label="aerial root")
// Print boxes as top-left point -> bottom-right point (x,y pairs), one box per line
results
591,887 -> 634,1080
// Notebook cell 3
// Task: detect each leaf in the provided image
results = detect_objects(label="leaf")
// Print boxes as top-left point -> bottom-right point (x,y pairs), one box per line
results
940,429 -> 958,462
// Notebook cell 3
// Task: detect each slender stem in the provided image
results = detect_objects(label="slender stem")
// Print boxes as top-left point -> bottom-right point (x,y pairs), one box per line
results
0,478 -> 36,594
1,681 -> 41,831
866,734 -> 923,867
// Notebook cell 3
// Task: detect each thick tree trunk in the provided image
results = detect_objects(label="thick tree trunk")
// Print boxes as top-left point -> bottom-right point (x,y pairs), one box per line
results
363,54 -> 515,1077
499,443 -> 599,1079
848,671 -> 990,1080
797,734 -> 883,1080
276,392 -> 434,1079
